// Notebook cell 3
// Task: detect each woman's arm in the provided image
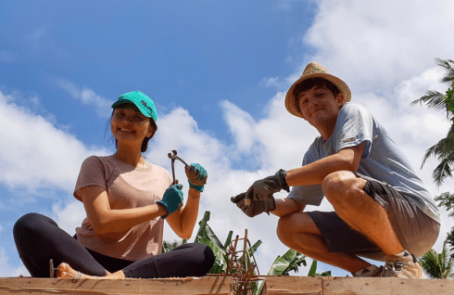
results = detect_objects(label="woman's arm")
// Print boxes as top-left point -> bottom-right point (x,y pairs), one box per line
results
80,186 -> 167,235
165,187 -> 201,240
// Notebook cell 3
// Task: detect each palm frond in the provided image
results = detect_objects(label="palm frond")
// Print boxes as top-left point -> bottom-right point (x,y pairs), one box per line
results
446,229 -> 454,254
419,243 -> 453,279
411,90 -> 446,110
436,58 -> 454,83
432,158 -> 454,186
435,192 -> 454,218
421,123 -> 454,185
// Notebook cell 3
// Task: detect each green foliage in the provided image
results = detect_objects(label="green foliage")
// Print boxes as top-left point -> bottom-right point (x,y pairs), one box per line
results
419,243 -> 453,279
412,58 -> 454,186
162,239 -> 187,253
307,260 -> 332,277
164,211 -> 331,295
266,249 -> 307,276
434,192 -> 454,253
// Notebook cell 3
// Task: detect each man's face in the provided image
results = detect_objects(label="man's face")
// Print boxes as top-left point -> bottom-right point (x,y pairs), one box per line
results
297,85 -> 344,129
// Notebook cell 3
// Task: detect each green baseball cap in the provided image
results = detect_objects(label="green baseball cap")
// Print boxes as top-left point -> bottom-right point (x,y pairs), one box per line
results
112,91 -> 158,122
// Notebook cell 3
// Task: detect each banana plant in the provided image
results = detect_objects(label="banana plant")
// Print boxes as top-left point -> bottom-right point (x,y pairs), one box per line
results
163,210 -> 331,294
194,211 -> 262,274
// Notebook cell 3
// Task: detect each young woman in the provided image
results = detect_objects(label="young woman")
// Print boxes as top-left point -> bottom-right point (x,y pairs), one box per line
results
13,90 -> 214,279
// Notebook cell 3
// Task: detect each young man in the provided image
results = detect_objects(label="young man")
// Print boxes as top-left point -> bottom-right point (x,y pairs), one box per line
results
231,62 -> 440,278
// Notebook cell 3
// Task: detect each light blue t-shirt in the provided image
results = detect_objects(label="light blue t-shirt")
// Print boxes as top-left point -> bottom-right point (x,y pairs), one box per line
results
288,102 -> 440,223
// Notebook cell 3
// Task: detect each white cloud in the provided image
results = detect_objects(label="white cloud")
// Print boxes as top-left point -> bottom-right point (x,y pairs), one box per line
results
56,79 -> 113,118
52,200 -> 86,236
260,77 -> 280,88
0,91 -> 107,192
304,0 -> 454,93
0,248 -> 29,277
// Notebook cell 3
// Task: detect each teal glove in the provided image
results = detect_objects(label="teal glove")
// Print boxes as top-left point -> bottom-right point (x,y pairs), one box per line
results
185,163 -> 208,192
157,184 -> 184,219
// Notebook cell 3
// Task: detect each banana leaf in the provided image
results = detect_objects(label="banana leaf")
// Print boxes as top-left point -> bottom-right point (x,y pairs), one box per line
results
199,236 -> 228,274
223,231 -> 234,249
307,260 -> 331,277
307,260 -> 318,276
194,211 -> 225,252
315,270 -> 332,276
265,249 -> 298,276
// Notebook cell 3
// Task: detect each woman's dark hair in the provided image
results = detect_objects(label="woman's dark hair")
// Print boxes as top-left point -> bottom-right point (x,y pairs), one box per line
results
293,77 -> 341,98
111,104 -> 158,153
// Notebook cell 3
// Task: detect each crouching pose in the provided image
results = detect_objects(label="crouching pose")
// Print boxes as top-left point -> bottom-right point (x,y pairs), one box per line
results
14,91 -> 214,279
232,62 -> 440,278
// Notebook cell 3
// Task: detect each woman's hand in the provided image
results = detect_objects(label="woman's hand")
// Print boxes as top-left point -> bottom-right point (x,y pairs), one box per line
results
157,184 -> 184,219
185,163 -> 208,192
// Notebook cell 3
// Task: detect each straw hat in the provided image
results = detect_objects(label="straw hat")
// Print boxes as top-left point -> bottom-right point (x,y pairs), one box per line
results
285,62 -> 351,118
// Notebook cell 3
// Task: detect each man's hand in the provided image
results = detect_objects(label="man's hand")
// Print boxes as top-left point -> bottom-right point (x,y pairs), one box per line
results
247,169 -> 289,202
231,193 -> 276,217
230,169 -> 289,217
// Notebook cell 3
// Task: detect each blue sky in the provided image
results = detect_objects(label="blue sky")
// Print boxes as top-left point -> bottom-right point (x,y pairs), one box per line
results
1,0 -> 454,277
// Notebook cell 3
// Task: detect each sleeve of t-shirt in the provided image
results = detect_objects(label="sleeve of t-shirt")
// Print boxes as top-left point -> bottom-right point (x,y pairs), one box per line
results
287,142 -> 325,206
73,156 -> 107,202
333,103 -> 376,159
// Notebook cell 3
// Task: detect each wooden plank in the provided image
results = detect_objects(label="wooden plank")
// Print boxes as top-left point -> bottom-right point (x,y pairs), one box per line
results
263,276 -> 323,295
2,276 -> 454,295
0,276 -> 233,295
322,277 -> 454,295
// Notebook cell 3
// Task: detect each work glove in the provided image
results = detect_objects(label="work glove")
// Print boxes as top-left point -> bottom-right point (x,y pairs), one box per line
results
157,184 -> 184,219
185,163 -> 208,192
230,169 -> 289,217
231,193 -> 276,217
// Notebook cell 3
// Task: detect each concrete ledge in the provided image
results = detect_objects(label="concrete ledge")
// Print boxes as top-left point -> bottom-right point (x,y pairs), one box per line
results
1,275 -> 453,295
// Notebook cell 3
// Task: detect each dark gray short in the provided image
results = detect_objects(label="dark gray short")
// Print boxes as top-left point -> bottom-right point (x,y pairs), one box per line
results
307,179 -> 440,260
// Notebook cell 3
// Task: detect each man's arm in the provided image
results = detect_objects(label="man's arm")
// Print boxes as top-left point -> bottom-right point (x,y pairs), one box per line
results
286,141 -> 366,187
231,142 -> 366,217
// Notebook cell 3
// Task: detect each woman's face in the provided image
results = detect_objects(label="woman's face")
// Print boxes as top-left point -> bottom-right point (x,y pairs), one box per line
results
110,106 -> 155,146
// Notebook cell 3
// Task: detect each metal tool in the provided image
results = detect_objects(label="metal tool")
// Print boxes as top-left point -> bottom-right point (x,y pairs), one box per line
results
168,150 -> 189,185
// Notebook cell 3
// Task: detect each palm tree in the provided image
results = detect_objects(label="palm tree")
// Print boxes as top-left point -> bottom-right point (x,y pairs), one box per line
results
412,58 -> 454,186
419,242 -> 453,279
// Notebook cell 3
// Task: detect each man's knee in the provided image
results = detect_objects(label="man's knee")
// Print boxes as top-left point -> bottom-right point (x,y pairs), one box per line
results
322,171 -> 364,206
276,214 -> 296,245
322,171 -> 348,195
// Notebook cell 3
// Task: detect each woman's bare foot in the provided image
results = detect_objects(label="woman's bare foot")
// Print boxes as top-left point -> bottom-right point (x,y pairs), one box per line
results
56,263 -> 91,279
56,262 -> 125,279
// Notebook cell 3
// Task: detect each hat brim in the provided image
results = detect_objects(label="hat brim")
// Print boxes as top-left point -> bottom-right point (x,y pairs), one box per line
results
285,73 -> 351,119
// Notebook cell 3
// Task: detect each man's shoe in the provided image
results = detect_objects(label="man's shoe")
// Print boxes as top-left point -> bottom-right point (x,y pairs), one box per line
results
380,252 -> 424,279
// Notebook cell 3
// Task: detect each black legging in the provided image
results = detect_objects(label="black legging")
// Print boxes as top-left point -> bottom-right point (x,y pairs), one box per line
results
13,213 -> 215,278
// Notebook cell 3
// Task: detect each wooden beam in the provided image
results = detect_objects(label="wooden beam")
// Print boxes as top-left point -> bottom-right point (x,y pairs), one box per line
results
2,276 -> 454,295
322,277 -> 454,295
0,276 -> 233,295
262,276 -> 323,295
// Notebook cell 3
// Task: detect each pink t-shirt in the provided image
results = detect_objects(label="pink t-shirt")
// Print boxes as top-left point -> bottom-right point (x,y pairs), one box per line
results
74,155 -> 172,261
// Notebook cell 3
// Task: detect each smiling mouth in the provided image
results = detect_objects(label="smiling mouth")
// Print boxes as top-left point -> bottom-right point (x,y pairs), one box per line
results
119,128 -> 134,133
